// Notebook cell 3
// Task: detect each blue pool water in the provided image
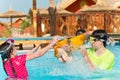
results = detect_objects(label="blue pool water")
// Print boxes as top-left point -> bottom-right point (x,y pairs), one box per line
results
0,43 -> 120,80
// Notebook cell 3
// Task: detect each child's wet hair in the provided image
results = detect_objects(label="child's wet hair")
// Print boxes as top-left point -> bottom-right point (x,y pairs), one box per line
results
75,29 -> 86,36
0,39 -> 14,59
91,30 -> 109,47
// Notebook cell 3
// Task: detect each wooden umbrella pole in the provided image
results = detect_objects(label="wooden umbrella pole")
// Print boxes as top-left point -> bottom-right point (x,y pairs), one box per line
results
10,16 -> 12,28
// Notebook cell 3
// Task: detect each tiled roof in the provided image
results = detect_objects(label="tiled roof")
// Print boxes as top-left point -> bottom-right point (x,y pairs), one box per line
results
12,18 -> 23,28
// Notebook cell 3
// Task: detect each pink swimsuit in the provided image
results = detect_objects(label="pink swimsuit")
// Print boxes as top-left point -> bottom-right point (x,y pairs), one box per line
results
4,54 -> 28,78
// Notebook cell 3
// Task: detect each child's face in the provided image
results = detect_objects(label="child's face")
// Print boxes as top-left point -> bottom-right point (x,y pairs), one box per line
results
61,44 -> 71,53
89,37 -> 104,49
11,47 -> 17,57
92,40 -> 103,49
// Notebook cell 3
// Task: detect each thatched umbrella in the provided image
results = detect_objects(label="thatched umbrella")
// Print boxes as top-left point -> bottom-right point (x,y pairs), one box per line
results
76,0 -> 120,13
0,8 -> 28,27
38,8 -> 73,15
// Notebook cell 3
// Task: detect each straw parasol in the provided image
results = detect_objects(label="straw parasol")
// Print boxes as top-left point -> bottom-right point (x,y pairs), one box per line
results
37,8 -> 73,15
0,7 -> 28,27
76,0 -> 120,13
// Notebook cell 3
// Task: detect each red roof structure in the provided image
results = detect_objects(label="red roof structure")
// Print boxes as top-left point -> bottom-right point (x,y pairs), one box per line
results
56,0 -> 120,13
12,18 -> 31,34
65,0 -> 96,13
12,18 -> 23,28
56,0 -> 96,13
0,22 -> 7,37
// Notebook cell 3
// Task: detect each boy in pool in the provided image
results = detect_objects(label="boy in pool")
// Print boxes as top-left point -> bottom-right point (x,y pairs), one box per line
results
80,30 -> 115,70
0,36 -> 58,80
57,44 -> 73,62
56,29 -> 92,63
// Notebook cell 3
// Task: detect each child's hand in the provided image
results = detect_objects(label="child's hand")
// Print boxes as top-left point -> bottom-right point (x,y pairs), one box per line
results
51,36 -> 59,45
79,46 -> 95,69
53,35 -> 59,43
79,46 -> 87,56
84,31 -> 93,36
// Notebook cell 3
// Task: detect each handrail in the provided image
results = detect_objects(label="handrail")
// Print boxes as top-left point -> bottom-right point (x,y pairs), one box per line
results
0,36 -> 67,41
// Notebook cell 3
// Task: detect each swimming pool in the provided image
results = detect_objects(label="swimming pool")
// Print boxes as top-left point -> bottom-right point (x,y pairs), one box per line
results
0,43 -> 120,80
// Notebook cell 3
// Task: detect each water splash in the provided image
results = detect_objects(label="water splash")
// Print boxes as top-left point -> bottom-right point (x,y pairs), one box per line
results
49,50 -> 93,76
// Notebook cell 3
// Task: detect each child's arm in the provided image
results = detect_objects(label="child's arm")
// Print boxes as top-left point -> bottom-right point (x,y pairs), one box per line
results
83,31 -> 93,36
80,46 -> 94,69
26,36 -> 58,60
26,44 -> 41,54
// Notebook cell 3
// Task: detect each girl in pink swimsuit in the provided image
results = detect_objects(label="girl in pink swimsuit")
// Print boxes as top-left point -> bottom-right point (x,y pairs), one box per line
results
0,36 -> 58,80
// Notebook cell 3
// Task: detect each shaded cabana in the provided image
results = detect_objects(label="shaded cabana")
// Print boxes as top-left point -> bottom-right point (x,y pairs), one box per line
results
36,8 -> 76,36
76,0 -> 120,33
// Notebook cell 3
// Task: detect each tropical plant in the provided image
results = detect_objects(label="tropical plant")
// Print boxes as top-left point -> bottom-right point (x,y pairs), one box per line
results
3,29 -> 11,37
20,19 -> 31,31
28,8 -> 33,24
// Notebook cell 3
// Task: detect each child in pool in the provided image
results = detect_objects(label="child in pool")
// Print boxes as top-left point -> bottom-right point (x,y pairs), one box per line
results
80,30 -> 115,70
57,44 -> 73,63
0,36 -> 58,80
56,30 -> 92,63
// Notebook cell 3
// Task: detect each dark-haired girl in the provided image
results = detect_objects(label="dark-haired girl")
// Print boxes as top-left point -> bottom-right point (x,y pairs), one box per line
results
0,36 -> 58,80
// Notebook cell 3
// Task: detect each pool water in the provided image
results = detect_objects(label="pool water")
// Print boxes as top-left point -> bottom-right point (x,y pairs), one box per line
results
0,43 -> 120,80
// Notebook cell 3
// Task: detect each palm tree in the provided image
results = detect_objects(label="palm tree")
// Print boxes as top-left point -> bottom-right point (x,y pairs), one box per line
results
20,19 -> 31,33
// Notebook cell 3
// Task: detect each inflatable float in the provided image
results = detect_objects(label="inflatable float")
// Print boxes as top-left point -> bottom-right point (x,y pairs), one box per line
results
54,34 -> 86,58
